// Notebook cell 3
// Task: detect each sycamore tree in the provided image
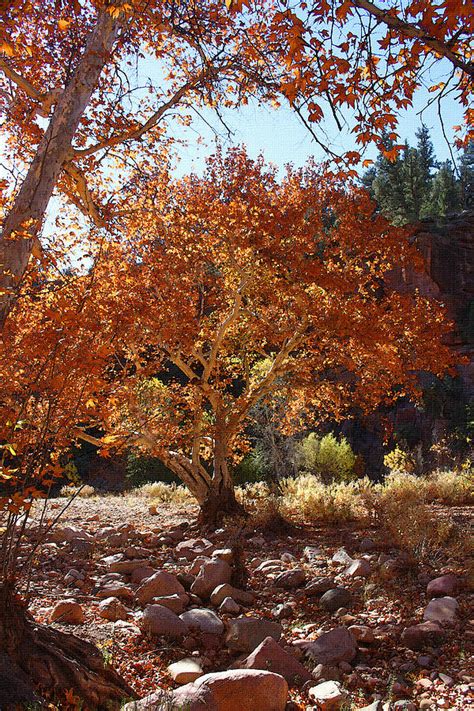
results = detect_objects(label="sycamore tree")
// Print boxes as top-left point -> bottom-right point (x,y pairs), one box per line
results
1,0 -> 472,329
76,147 -> 455,521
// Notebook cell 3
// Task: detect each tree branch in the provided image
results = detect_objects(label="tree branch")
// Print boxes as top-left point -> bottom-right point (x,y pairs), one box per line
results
351,0 -> 474,77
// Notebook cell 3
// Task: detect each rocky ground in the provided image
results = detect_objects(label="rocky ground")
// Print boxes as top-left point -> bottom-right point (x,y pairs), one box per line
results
15,494 -> 474,710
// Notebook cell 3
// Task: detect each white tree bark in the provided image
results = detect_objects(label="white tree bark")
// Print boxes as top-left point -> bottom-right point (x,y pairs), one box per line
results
0,7 -> 123,329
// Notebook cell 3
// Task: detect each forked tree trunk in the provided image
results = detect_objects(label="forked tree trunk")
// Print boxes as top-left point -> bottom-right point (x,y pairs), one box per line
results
0,582 -> 134,709
198,437 -> 246,526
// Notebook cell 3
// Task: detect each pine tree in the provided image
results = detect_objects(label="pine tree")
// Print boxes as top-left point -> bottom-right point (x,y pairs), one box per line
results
429,160 -> 461,218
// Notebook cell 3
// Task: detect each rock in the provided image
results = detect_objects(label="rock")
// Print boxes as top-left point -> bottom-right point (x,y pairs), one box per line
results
307,680 -> 347,709
136,571 -> 186,605
168,657 -> 204,685
98,597 -> 128,622
213,548 -> 233,563
417,655 -> 433,667
236,636 -> 312,686
152,594 -> 189,614
176,538 -> 216,561
423,596 -> 458,625
304,578 -> 336,597
107,555 -> 150,575
96,583 -> 134,600
391,702 -> 416,711
272,603 -> 294,620
142,604 -> 188,638
114,619 -> 141,636
303,546 -> 324,563
379,559 -> 400,580
305,627 -> 357,665
359,703 -> 383,711
426,574 -> 459,598
331,548 -> 353,565
49,600 -> 84,624
131,566 -> 156,584
273,569 -> 306,589
189,556 -> 213,575
348,625 -> 375,644
210,583 -> 254,607
191,560 -> 232,600
358,538 -> 375,552
311,664 -> 341,682
177,572 -> 196,590
173,669 -> 288,711
226,617 -> 283,653
180,609 -> 224,635
344,558 -> 371,578
219,597 -> 240,615
51,526 -> 92,543
319,588 -> 352,612
281,552 -> 297,563
401,622 -> 445,650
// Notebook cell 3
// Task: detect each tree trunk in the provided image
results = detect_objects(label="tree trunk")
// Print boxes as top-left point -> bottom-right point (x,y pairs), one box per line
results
0,583 -> 134,709
198,438 -> 246,526
0,7 -> 123,330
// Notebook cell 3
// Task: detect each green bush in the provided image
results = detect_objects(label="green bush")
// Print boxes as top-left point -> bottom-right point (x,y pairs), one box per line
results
125,452 -> 180,488
296,432 -> 358,483
231,450 -> 267,485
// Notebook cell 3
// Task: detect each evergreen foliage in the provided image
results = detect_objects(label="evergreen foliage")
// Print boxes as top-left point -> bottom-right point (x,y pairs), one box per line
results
363,128 -> 473,223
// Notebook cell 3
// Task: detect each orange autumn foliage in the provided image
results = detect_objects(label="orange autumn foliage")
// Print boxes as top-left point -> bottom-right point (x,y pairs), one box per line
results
1,0 -> 472,328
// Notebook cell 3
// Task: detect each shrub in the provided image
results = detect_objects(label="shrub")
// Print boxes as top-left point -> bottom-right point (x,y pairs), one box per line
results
295,432 -> 358,483
134,481 -> 193,504
383,445 -> 417,474
232,451 -> 267,485
422,467 -> 474,505
279,474 -> 369,522
59,484 -> 97,498
125,452 -> 180,488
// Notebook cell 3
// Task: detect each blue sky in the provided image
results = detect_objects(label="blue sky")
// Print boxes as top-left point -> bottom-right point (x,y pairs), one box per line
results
168,87 -> 464,179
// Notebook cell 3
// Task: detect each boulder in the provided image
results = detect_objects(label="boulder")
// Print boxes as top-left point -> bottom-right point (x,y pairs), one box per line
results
237,636 -> 312,686
304,578 -> 336,597
96,583 -> 134,600
136,571 -> 185,605
131,566 -> 157,585
427,574 -> 459,598
49,600 -> 84,624
219,597 -> 240,615
191,559 -> 232,600
226,617 -> 283,653
168,658 -> 204,685
273,569 -> 306,589
142,604 -> 188,638
344,558 -> 371,578
305,627 -> 357,665
107,555 -> 150,575
98,597 -> 128,622
331,548 -> 353,565
401,621 -> 445,650
180,609 -> 224,635
347,625 -> 375,644
152,594 -> 189,614
175,538 -> 216,561
423,596 -> 458,625
319,588 -> 352,612
210,583 -> 254,607
173,669 -> 288,711
307,680 -> 348,709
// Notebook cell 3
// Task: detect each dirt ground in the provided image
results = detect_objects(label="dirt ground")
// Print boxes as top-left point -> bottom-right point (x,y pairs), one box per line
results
14,494 -> 474,709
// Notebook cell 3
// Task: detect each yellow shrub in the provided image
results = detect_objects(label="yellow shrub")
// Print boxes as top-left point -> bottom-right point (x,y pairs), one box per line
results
383,446 -> 416,474
296,432 -> 358,483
